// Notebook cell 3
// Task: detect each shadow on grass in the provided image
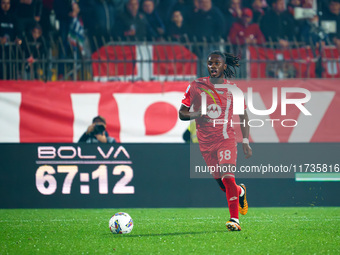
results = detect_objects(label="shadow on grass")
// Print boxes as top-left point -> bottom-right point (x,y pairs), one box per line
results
109,230 -> 227,238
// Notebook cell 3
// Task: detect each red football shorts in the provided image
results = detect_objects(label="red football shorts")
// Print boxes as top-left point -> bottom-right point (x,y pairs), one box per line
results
200,141 -> 237,179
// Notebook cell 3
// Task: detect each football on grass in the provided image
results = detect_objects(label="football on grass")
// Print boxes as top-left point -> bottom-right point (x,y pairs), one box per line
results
109,212 -> 133,234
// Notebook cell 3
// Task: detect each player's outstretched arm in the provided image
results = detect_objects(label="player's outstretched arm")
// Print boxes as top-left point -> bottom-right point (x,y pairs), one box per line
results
179,104 -> 201,121
239,109 -> 252,159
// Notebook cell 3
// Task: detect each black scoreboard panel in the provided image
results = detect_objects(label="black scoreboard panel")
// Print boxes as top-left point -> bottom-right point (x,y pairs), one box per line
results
0,143 -> 339,208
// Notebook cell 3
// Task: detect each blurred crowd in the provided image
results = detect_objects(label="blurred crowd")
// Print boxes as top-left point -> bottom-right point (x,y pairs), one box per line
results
0,0 -> 339,79
1,0 -> 340,46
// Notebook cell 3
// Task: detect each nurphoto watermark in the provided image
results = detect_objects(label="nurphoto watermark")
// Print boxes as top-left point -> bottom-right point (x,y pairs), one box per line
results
199,84 -> 311,127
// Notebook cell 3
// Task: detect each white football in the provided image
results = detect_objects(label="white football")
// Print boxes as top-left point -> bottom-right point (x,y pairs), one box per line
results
109,212 -> 133,234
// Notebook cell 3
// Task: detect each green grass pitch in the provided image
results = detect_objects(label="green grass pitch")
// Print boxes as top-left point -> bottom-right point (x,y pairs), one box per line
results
1,207 -> 339,254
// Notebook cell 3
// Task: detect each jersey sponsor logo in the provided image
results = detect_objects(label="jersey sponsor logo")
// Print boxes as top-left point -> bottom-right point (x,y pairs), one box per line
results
207,104 -> 222,118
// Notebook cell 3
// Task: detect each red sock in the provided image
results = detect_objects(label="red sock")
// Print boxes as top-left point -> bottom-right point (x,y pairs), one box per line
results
222,176 -> 240,219
237,185 -> 241,196
215,178 -> 226,193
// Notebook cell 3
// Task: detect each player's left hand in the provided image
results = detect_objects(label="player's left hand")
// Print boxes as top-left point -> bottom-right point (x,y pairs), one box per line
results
242,143 -> 252,159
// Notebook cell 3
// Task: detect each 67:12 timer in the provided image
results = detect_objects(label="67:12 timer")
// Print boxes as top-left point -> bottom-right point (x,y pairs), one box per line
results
35,165 -> 134,195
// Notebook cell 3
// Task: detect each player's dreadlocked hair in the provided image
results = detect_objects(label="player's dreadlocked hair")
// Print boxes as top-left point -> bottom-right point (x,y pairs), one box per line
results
208,51 -> 240,78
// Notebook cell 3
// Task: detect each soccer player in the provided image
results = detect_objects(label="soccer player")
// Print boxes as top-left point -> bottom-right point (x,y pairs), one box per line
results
179,51 -> 252,231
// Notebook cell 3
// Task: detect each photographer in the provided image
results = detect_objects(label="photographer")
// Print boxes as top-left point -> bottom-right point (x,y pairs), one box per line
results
78,116 -> 116,143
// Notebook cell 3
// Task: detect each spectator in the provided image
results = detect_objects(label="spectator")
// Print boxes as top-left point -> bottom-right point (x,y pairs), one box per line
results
320,0 -> 340,48
141,0 -> 165,39
266,61 -> 297,78
54,0 -> 80,51
293,0 -> 323,45
156,0 -> 177,20
249,0 -> 266,24
22,23 -> 48,79
0,0 -> 21,79
260,0 -> 295,47
78,116 -> 116,143
286,0 -> 303,38
321,0 -> 332,14
166,9 -> 189,40
228,8 -> 265,45
301,0 -> 314,8
168,0 -> 199,22
300,15 -> 328,46
14,0 -> 42,38
0,0 -> 20,43
287,0 -> 301,13
220,0 -> 243,37
228,0 -> 242,18
189,0 -> 225,40
54,0 -> 81,79
212,0 -> 225,11
243,0 -> 268,9
81,0 -> 115,50
114,0 -> 148,40
24,22 -> 44,53
40,0 -> 53,36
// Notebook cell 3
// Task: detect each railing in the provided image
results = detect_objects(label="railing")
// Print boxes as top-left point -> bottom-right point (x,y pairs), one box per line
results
0,35 -> 339,81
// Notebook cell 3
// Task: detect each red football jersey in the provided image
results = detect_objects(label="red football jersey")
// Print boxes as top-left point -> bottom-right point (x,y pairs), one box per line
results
182,77 -> 246,151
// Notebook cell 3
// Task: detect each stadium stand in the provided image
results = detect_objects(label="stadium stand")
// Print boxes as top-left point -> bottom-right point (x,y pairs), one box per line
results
0,0 -> 339,80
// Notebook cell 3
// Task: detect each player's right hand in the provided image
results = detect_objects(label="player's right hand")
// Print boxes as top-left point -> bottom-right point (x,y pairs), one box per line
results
242,143 -> 252,159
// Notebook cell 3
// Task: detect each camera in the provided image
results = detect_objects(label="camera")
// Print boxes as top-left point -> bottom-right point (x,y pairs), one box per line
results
92,124 -> 105,135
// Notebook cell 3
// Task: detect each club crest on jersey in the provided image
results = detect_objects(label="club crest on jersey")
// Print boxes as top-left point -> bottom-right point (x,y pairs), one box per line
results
207,104 -> 222,118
